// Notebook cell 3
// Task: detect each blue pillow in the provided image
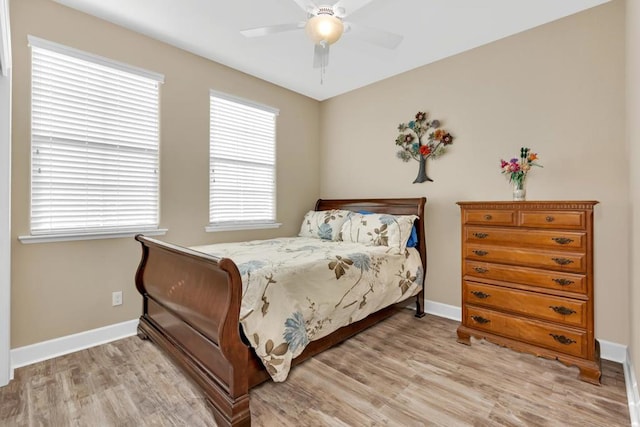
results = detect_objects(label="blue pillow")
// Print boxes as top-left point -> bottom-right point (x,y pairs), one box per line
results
406,224 -> 418,248
357,210 -> 419,248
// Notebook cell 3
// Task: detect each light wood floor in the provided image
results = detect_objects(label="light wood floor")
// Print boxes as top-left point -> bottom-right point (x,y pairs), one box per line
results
0,310 -> 630,426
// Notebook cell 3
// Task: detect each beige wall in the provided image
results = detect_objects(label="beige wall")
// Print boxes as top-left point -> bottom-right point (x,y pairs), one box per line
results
627,0 -> 640,390
8,0 -> 633,353
320,1 -> 629,344
9,0 -> 321,347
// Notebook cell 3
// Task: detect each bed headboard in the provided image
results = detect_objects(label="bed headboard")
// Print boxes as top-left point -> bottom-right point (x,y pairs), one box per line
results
314,198 -> 427,278
315,197 -> 426,217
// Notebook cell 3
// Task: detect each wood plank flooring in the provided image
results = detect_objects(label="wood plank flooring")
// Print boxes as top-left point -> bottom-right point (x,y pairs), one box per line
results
0,310 -> 630,426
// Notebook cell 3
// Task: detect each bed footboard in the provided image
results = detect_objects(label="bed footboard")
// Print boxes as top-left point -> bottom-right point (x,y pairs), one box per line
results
134,234 -> 251,427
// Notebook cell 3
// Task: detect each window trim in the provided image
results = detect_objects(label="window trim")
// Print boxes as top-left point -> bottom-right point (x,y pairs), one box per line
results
0,0 -> 11,386
209,90 -> 279,116
27,35 -> 164,83
24,36 -> 165,242
18,228 -> 168,244
208,90 -> 280,232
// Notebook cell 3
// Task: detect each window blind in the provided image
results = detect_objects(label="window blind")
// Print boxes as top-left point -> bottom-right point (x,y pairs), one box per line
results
209,92 -> 278,227
29,37 -> 162,235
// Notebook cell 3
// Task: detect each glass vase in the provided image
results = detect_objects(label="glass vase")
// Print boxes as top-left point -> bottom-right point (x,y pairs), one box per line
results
513,180 -> 526,201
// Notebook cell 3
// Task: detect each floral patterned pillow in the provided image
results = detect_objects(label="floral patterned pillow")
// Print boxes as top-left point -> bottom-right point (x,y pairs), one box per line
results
339,213 -> 418,253
298,209 -> 351,240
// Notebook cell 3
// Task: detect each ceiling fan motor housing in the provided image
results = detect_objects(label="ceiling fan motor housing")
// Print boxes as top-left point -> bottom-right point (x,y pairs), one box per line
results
306,6 -> 344,45
316,6 -> 335,16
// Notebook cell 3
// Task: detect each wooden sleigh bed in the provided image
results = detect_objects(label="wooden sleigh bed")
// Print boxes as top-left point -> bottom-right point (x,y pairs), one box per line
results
134,197 -> 427,427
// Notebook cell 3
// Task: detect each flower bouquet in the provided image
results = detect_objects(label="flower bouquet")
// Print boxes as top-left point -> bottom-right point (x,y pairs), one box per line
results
500,147 -> 542,200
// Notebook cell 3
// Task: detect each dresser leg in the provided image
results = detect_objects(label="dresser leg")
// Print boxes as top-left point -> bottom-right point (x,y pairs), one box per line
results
578,366 -> 602,385
576,339 -> 602,385
456,327 -> 471,345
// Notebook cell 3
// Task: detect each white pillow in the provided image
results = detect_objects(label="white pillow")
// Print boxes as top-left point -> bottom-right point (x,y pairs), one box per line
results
298,209 -> 351,240
340,212 -> 418,253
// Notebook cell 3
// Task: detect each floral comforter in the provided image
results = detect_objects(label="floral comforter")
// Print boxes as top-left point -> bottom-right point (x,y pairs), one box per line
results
191,237 -> 423,382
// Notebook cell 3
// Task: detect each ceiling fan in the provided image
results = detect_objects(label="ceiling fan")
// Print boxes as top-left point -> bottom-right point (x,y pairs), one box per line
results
240,0 -> 403,78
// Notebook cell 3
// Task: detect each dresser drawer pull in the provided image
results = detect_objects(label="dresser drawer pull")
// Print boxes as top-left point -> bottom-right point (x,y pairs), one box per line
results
549,334 -> 576,345
552,278 -> 574,286
552,237 -> 574,245
546,216 -> 555,222
552,257 -> 574,266
471,291 -> 490,299
472,250 -> 489,256
471,315 -> 491,324
473,232 -> 489,239
473,267 -> 488,274
483,214 -> 492,220
549,306 -> 576,316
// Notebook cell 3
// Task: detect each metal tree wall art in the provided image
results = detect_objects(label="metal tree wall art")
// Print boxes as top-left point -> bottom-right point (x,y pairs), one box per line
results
395,111 -> 454,183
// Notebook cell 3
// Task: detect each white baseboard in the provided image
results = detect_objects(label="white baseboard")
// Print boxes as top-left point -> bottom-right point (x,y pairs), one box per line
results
6,303 -> 631,369
625,348 -> 640,427
10,319 -> 138,377
424,299 -> 461,321
600,339 -> 628,364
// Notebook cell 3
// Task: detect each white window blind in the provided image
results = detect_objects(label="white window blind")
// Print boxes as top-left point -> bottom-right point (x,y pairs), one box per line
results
209,91 -> 278,229
28,36 -> 163,236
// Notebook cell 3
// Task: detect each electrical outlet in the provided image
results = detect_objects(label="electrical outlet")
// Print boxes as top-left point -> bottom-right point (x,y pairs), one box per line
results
112,291 -> 123,306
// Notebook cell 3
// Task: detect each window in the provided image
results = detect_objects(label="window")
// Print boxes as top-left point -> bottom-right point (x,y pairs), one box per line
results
22,36 -> 165,242
208,91 -> 280,231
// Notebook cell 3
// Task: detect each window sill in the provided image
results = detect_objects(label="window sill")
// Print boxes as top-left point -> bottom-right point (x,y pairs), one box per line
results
18,228 -> 168,244
205,222 -> 282,233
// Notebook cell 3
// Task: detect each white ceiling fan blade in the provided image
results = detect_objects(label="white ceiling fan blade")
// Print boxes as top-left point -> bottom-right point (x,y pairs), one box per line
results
240,22 -> 306,38
313,43 -> 330,69
332,0 -> 374,18
291,0 -> 318,14
346,22 -> 403,49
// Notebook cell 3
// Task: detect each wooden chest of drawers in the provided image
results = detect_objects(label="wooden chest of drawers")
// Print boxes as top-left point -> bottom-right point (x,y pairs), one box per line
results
456,201 -> 600,384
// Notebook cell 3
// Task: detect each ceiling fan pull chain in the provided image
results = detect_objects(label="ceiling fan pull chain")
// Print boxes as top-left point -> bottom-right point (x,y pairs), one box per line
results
320,44 -> 324,85
316,40 -> 329,84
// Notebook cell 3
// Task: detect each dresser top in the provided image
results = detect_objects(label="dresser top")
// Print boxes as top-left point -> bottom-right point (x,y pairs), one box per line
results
457,201 -> 599,210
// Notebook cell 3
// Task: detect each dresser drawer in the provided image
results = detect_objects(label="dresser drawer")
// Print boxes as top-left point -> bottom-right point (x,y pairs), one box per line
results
465,306 -> 587,358
465,245 -> 585,273
463,210 -> 516,226
464,281 -> 587,328
464,261 -> 588,294
519,210 -> 586,230
464,227 -> 586,251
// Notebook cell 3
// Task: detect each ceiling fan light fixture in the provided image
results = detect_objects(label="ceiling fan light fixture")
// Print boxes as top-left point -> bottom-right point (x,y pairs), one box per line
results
305,12 -> 344,45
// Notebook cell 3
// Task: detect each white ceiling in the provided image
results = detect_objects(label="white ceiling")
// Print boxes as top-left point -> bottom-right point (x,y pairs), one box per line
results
53,0 -> 609,101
